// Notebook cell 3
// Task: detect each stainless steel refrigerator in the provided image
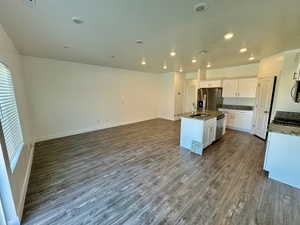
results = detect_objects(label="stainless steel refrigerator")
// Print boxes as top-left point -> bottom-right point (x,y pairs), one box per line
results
197,88 -> 223,111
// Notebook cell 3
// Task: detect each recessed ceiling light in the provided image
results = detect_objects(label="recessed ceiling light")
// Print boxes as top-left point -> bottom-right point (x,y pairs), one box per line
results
199,50 -> 208,55
179,66 -> 183,72
192,58 -> 197,63
248,55 -> 255,61
72,17 -> 84,24
170,51 -> 176,57
194,2 -> 208,13
141,59 -> 146,65
163,64 -> 167,70
136,40 -> 143,44
224,32 -> 234,40
240,48 -> 247,53
207,63 -> 211,68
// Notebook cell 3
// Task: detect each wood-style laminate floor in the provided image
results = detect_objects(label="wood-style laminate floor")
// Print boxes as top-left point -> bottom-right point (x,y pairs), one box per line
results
22,119 -> 300,225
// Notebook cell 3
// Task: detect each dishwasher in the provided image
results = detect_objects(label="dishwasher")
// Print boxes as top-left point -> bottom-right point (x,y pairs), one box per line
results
216,114 -> 225,140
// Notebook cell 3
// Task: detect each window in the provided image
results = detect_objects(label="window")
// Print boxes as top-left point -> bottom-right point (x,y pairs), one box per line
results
0,62 -> 24,168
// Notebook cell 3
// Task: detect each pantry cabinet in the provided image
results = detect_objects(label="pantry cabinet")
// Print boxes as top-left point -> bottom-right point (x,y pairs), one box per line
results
222,78 -> 257,98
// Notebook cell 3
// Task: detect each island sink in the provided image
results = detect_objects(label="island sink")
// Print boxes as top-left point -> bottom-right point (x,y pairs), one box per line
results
190,113 -> 209,117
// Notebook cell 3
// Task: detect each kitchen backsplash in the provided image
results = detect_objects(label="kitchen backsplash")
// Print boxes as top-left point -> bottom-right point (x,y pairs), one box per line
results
223,98 -> 255,106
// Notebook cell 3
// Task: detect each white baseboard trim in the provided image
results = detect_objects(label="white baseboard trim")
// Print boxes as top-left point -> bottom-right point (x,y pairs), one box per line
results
35,117 -> 159,142
158,117 -> 176,121
17,143 -> 35,220
226,126 -> 251,133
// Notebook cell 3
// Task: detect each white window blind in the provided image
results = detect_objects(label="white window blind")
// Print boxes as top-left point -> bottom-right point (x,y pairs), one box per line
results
0,62 -> 24,164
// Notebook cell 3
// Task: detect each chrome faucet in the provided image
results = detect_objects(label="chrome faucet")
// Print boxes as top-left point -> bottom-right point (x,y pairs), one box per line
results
202,94 -> 207,111
192,102 -> 197,114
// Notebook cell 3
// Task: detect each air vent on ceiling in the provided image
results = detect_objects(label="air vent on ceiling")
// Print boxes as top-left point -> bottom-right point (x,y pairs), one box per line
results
194,2 -> 208,13
23,0 -> 36,8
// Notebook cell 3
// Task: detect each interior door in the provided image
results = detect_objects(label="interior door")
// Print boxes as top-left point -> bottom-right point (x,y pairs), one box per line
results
254,77 -> 275,139
222,79 -> 238,97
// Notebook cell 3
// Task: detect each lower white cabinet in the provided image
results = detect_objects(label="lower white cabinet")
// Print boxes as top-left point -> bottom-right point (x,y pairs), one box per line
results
219,108 -> 253,132
264,132 -> 300,189
203,118 -> 217,148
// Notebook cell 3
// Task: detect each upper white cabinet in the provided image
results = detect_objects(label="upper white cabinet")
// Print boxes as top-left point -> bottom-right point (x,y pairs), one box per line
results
238,78 -> 257,98
199,80 -> 222,88
222,78 -> 257,98
222,79 -> 238,97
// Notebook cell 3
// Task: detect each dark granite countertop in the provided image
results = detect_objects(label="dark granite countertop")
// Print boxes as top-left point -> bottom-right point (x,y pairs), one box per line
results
180,110 -> 224,121
269,123 -> 300,136
269,111 -> 300,136
219,105 -> 254,111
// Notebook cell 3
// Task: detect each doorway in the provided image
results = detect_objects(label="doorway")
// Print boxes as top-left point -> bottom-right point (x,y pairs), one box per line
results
253,76 -> 277,139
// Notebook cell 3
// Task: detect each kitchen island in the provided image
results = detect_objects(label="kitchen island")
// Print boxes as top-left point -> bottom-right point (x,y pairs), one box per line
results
180,110 -> 226,155
264,121 -> 300,189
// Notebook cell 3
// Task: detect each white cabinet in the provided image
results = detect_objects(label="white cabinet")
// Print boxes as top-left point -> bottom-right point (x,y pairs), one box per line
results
238,78 -> 257,98
180,117 -> 216,155
219,109 -> 253,132
199,80 -> 222,88
264,132 -> 300,189
203,118 -> 217,148
222,79 -> 238,97
222,78 -> 257,98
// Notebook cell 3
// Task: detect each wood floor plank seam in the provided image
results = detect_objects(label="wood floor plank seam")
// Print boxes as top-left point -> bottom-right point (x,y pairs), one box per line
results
22,119 -> 300,225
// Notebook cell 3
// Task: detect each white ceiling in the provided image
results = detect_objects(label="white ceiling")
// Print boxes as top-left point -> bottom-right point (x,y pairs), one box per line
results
0,0 -> 300,73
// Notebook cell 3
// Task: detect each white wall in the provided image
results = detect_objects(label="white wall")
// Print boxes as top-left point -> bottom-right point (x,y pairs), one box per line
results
158,73 -> 175,120
257,50 -> 300,113
206,63 -> 259,80
22,56 -> 161,141
275,50 -> 300,112
174,72 -> 185,116
0,24 -> 33,221
258,53 -> 284,78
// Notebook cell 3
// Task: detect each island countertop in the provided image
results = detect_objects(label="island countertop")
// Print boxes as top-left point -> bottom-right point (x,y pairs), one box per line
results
179,110 -> 224,121
269,122 -> 300,137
